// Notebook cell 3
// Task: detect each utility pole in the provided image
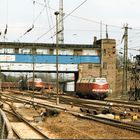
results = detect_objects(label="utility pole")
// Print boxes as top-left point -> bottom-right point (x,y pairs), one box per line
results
122,24 -> 131,95
100,39 -> 103,78
54,11 -> 59,105
59,0 -> 64,44
100,21 -> 103,77
32,46 -> 35,105
0,66 -> 1,91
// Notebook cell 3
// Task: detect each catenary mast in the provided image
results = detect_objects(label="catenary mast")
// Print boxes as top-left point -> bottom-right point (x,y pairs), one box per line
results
59,0 -> 64,44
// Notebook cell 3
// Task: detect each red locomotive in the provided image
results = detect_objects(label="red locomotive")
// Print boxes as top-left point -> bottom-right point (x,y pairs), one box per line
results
27,78 -> 46,91
76,77 -> 110,100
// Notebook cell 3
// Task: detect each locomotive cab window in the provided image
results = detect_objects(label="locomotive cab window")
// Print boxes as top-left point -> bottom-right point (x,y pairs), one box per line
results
89,79 -> 95,83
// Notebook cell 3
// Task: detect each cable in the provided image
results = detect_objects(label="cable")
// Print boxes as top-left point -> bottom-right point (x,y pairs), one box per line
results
69,14 -> 122,29
17,0 -> 41,41
32,0 -> 45,6
44,0 -> 54,43
29,0 -> 125,43
33,6 -> 45,24
35,0 -> 88,42
47,0 -> 55,42
3,0 -> 9,41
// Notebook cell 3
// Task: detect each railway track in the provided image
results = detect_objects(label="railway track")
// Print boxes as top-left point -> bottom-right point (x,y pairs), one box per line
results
0,97 -> 96,138
4,89 -> 140,110
0,91 -> 120,116
2,90 -> 140,119
74,114 -> 140,134
1,90 -> 140,135
2,102 -> 49,139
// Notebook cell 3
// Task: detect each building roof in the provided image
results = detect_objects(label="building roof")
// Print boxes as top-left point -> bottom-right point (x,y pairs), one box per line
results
0,42 -> 100,49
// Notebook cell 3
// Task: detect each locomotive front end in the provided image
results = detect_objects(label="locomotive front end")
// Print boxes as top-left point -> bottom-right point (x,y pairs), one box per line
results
92,78 -> 110,100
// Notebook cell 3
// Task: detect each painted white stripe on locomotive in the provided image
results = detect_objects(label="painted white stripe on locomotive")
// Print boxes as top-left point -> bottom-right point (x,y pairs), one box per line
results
92,89 -> 110,92
93,82 -> 108,85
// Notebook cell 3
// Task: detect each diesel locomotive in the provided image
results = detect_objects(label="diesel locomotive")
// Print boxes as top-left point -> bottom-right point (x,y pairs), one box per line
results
19,77 -> 46,91
76,77 -> 110,100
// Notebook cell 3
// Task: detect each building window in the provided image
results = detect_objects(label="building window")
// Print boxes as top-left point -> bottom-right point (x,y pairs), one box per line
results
88,64 -> 92,69
103,62 -> 107,69
49,49 -> 54,55
112,46 -> 116,54
73,49 -> 82,55
103,49 -> 106,56
102,75 -> 107,78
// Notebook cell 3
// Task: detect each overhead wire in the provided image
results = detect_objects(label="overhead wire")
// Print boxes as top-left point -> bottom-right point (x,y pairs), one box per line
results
32,0 -> 44,6
35,0 -> 88,42
32,6 -> 45,24
3,0 -> 139,46
3,0 -> 9,41
34,1 -> 125,43
69,14 -> 122,29
32,1 -> 123,30
44,0 -> 54,43
17,1 -> 38,41
13,0 -> 124,43
17,0 -> 55,42
47,0 -> 55,42
33,2 -> 122,30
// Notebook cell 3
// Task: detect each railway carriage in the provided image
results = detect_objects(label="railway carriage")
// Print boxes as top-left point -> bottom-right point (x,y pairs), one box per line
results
76,77 -> 110,100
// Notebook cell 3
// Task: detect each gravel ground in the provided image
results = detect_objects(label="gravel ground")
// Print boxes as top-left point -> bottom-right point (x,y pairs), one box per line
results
15,106 -> 140,139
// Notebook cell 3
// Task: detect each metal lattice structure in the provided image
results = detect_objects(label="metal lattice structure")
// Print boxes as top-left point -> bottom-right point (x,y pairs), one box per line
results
129,55 -> 140,100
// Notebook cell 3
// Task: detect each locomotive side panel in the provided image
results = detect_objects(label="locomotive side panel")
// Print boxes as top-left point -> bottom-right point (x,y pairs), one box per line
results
76,77 -> 109,100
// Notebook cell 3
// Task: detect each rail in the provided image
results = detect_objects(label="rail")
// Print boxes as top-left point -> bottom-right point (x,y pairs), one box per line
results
0,108 -> 13,139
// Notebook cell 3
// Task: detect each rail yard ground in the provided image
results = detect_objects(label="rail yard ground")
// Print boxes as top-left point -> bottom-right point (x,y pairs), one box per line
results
2,91 -> 140,139
9,105 -> 140,139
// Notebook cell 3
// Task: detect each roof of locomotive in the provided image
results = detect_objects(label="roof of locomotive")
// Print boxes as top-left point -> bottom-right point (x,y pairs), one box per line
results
77,77 -> 107,83
27,77 -> 42,82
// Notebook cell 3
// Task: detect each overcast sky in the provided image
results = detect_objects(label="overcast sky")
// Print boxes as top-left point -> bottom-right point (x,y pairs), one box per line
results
0,0 -> 140,56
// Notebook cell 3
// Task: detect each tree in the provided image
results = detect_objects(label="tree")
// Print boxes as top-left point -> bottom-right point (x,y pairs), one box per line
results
116,53 -> 123,70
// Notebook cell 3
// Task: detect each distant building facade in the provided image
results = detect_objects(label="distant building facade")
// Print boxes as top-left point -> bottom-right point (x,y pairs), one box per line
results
0,40 -> 117,94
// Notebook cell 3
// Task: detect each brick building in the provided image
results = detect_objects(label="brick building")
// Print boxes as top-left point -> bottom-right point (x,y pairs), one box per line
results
78,38 -> 117,94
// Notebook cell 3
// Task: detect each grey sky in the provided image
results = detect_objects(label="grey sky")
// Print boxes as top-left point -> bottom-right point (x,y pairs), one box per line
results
0,0 -> 140,56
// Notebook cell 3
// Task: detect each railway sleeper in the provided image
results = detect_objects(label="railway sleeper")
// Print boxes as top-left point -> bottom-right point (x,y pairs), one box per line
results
129,108 -> 140,112
80,108 -> 101,115
40,108 -> 60,117
113,111 -> 140,120
33,108 -> 60,123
